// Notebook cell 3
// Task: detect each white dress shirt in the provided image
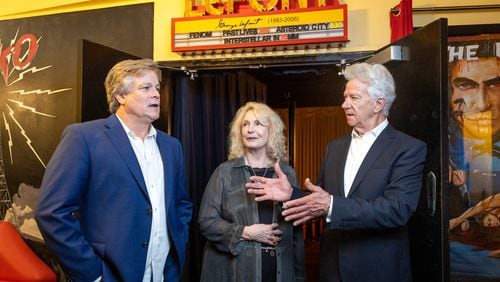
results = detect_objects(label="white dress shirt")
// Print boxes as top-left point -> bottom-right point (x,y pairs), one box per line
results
118,117 -> 169,282
326,119 -> 388,222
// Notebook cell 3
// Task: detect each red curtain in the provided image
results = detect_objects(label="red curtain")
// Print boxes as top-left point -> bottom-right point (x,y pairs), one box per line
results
390,0 -> 413,42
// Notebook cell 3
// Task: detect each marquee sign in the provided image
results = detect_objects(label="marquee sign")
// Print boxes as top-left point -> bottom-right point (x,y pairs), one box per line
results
171,5 -> 347,52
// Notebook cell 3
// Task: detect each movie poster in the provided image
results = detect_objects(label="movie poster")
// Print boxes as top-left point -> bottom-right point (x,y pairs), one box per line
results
448,34 -> 500,280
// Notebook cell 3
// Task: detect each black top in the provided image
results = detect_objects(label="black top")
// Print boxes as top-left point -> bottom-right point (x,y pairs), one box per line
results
248,167 -> 277,282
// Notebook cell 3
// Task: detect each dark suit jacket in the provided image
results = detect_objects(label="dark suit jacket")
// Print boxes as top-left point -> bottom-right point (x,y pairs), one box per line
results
317,124 -> 426,282
36,115 -> 193,282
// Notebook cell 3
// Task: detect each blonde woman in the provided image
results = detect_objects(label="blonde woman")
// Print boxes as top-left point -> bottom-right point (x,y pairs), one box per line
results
198,102 -> 305,282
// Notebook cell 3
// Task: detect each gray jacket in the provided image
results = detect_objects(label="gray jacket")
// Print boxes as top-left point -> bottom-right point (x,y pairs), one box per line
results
198,157 -> 305,282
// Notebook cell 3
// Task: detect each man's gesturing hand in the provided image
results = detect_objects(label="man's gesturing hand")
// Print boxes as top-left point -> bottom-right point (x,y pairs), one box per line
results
282,178 -> 331,226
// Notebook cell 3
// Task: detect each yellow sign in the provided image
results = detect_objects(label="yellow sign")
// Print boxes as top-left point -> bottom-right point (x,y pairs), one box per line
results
172,6 -> 347,52
184,0 -> 325,17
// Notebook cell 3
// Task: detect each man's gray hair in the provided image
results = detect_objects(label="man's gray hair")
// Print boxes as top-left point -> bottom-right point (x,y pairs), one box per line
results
344,63 -> 396,116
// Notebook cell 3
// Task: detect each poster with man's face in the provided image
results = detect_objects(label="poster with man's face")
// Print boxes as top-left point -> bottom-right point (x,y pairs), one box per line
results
448,34 -> 500,279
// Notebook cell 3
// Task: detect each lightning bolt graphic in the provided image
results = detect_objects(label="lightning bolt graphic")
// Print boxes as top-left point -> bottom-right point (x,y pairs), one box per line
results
9,87 -> 71,96
5,28 -> 20,80
2,112 -> 14,165
7,99 -> 56,118
5,104 -> 46,168
7,65 -> 52,86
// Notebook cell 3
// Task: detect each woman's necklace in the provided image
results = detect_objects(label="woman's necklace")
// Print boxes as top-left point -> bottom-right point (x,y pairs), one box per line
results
245,155 -> 268,179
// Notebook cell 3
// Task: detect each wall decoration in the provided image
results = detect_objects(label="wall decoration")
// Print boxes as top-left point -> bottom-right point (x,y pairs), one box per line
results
0,3 -> 153,277
447,33 -> 500,279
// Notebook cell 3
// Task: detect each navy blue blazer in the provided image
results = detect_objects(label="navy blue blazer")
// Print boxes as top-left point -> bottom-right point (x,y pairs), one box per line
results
317,125 -> 426,282
36,115 -> 193,282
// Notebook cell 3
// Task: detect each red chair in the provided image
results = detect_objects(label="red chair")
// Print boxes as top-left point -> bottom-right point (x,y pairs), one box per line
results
0,221 -> 56,282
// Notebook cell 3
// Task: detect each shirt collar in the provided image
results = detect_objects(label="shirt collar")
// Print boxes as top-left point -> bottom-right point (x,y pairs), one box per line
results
115,114 -> 157,139
351,119 -> 388,139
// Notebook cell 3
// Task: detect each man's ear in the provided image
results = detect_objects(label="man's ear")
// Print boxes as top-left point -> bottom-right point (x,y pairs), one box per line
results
374,97 -> 386,114
115,94 -> 125,104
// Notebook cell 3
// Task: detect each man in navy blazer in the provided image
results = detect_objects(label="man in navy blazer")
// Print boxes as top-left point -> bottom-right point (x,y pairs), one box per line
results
36,59 -> 192,282
247,63 -> 426,282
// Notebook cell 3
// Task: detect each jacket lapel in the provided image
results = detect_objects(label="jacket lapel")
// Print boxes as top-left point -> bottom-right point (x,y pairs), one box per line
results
347,125 -> 395,197
336,135 -> 351,198
104,115 -> 149,199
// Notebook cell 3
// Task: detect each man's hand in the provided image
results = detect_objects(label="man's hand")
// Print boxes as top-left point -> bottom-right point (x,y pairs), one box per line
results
282,178 -> 331,226
246,163 -> 292,202
241,223 -> 283,246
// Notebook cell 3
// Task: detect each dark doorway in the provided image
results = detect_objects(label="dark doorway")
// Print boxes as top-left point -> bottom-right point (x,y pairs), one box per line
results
78,40 -> 169,131
78,40 -> 140,122
166,19 -> 448,282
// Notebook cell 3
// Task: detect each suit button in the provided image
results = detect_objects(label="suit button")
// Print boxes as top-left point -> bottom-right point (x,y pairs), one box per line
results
142,242 -> 149,248
146,208 -> 152,215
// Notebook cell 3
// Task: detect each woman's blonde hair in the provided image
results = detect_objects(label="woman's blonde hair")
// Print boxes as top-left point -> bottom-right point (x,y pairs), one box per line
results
228,101 -> 288,162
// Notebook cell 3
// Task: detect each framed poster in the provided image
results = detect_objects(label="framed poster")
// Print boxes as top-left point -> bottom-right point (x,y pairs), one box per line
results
447,30 -> 500,280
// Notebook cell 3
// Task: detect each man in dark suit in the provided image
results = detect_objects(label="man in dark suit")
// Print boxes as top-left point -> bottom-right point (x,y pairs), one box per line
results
247,62 -> 426,282
35,59 -> 193,282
